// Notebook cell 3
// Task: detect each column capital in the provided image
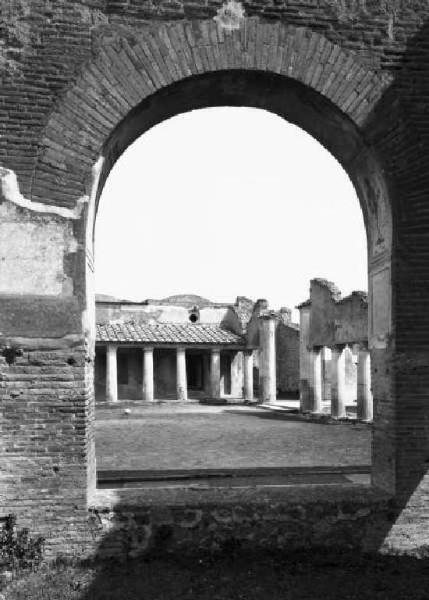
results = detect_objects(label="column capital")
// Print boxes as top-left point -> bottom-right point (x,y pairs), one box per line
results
143,346 -> 154,353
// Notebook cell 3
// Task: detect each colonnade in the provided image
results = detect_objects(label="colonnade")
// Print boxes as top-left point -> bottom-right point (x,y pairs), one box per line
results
308,343 -> 373,421
104,345 -> 255,403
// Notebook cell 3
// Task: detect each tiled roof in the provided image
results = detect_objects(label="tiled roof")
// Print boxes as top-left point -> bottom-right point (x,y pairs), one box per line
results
96,322 -> 246,346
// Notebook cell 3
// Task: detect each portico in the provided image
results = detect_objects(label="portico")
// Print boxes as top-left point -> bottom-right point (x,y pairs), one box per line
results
95,322 -> 257,403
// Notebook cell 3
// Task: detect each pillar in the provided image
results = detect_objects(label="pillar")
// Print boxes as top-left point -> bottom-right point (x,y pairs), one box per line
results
106,344 -> 118,403
259,313 -> 277,404
210,348 -> 221,398
231,351 -> 243,398
176,347 -> 188,402
143,347 -> 154,403
330,345 -> 347,418
310,346 -> 323,413
357,344 -> 373,421
298,303 -> 312,411
243,350 -> 254,402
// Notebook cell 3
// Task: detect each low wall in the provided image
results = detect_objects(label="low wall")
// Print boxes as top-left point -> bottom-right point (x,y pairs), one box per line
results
86,485 -> 393,560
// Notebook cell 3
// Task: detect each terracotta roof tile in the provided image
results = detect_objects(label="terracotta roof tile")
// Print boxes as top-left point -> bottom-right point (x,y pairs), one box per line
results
96,323 -> 246,346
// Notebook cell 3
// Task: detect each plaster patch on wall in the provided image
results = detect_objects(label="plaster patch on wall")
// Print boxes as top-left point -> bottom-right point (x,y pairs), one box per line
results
369,267 -> 391,349
0,167 -> 87,220
354,158 -> 392,264
0,203 -> 78,297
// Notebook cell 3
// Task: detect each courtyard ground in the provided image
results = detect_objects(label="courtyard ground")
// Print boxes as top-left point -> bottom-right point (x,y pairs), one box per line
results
95,403 -> 371,473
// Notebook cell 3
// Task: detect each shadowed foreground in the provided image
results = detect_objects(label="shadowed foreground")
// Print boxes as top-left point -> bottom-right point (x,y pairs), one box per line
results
6,550 -> 429,600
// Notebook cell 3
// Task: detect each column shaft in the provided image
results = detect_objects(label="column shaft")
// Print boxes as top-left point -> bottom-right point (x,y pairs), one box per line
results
210,349 -> 221,398
357,348 -> 373,421
260,316 -> 277,404
231,351 -> 243,398
298,306 -> 312,411
176,347 -> 188,402
311,347 -> 323,413
106,344 -> 118,403
106,344 -> 118,402
143,347 -> 154,403
243,351 -> 254,402
331,346 -> 347,418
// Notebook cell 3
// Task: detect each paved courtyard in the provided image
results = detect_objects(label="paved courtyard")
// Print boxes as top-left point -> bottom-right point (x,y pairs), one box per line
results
95,404 -> 371,471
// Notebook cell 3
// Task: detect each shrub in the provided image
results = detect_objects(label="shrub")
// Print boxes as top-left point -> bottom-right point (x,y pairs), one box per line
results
0,514 -> 45,572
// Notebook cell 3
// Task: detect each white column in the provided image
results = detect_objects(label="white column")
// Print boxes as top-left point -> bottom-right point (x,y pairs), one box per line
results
330,345 -> 347,418
310,347 -> 323,413
143,347 -> 154,403
357,345 -> 373,421
298,304 -> 312,411
259,313 -> 277,404
176,347 -> 188,402
210,348 -> 221,398
106,344 -> 118,403
243,350 -> 254,402
231,351 -> 243,398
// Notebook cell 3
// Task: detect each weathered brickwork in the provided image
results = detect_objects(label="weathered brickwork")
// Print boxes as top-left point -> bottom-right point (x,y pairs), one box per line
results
1,0 -> 429,558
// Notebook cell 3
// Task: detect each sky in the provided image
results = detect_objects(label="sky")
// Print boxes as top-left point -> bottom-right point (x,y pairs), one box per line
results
95,107 -> 367,320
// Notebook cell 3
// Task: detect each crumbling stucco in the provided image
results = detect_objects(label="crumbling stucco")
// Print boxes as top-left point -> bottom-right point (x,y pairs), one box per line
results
0,201 -> 78,297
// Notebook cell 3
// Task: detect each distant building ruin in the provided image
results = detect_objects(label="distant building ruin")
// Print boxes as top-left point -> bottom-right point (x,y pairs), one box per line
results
297,279 -> 372,421
95,294 -> 300,404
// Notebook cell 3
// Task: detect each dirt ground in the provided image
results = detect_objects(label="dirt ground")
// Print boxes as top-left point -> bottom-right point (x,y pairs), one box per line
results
95,404 -> 371,471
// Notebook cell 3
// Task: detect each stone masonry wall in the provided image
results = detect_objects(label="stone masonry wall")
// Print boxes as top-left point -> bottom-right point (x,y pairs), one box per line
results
88,486 -> 393,561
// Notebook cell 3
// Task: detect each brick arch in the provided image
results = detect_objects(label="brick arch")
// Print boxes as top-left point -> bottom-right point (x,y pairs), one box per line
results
31,18 -> 392,210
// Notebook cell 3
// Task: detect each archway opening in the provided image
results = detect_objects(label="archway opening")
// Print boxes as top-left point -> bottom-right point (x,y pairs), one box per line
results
93,101 -> 378,485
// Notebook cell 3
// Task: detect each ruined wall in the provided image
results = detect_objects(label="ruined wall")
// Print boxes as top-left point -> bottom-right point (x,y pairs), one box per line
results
335,294 -> 368,345
308,279 -> 341,348
276,322 -> 300,396
96,301 -> 232,326
307,280 -> 368,349
245,300 -> 269,347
